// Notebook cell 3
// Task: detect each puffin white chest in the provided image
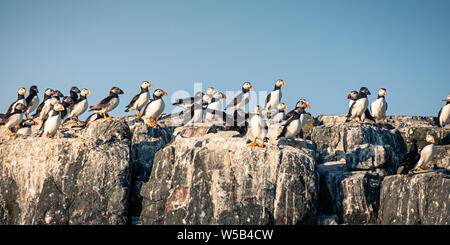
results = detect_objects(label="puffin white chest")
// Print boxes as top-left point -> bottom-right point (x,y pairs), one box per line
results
106,97 -> 119,112
28,96 -> 40,113
440,104 -> 450,125
419,144 -> 436,165
251,115 -> 267,139
17,127 -> 32,135
285,119 -> 301,138
351,98 -> 368,117
371,97 -> 386,119
136,92 -> 150,109
271,112 -> 285,124
5,113 -> 23,128
145,99 -> 165,119
72,99 -> 89,116
44,113 -> 61,136
267,90 -> 281,109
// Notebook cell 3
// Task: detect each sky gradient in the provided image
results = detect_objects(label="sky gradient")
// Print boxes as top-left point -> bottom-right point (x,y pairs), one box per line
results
1,0 -> 449,119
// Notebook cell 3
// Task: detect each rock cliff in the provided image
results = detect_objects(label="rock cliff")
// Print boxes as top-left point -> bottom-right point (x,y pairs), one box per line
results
0,114 -> 448,225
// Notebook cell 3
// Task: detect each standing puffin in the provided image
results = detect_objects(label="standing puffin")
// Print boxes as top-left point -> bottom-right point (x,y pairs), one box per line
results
413,135 -> 436,172
371,88 -> 388,124
438,94 -> 450,131
142,89 -> 167,127
125,81 -> 153,116
397,139 -> 420,174
277,99 -> 310,148
0,103 -> 26,135
225,82 -> 254,111
347,90 -> 359,109
271,103 -> 288,124
346,87 -> 372,123
24,85 -> 40,119
6,87 -> 28,115
67,88 -> 91,125
89,87 -> 124,119
173,91 -> 206,111
249,106 -> 268,148
32,88 -> 54,121
41,103 -> 65,138
265,79 -> 286,118
33,90 -> 62,125
60,96 -> 75,122
205,88 -> 227,122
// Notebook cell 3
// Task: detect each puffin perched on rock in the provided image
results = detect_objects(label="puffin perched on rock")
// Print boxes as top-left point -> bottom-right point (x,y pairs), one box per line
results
69,86 -> 81,103
371,88 -> 388,124
225,82 -> 254,111
33,90 -> 63,125
397,139 -> 420,174
32,88 -> 54,121
249,106 -> 268,148
438,94 -> 450,131
89,86 -> 124,119
271,103 -> 288,124
67,88 -> 91,125
6,87 -> 28,115
205,87 -> 227,122
0,103 -> 27,135
277,99 -> 310,148
24,85 -> 40,119
265,79 -> 286,118
346,87 -> 374,123
173,91 -> 206,110
125,81 -> 153,116
413,135 -> 436,172
142,89 -> 167,127
41,103 -> 65,139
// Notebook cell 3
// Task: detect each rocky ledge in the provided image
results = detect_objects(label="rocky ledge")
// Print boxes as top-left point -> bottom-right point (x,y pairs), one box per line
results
0,114 -> 449,225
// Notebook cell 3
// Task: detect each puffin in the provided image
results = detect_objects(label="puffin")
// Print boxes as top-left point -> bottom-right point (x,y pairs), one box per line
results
371,88 -> 388,124
33,90 -> 63,125
83,112 -> 110,128
347,90 -> 359,108
0,103 -> 26,135
41,103 -> 65,138
205,88 -> 227,122
413,135 -> 436,172
180,101 -> 207,126
32,88 -> 54,121
346,87 -> 373,123
24,85 -> 40,119
6,87 -> 28,115
125,81 -> 153,116
438,94 -> 450,131
67,88 -> 91,125
16,119 -> 37,136
277,99 -> 310,148
271,103 -> 288,124
142,89 -> 167,127
60,96 -> 75,122
89,87 -> 124,119
249,106 -> 268,148
265,79 -> 286,118
173,91 -> 206,110
398,139 -> 420,174
225,82 -> 254,111
69,86 -> 81,103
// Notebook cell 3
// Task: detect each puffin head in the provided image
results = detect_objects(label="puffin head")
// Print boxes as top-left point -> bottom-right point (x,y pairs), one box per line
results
426,135 -> 435,144
275,79 -> 286,87
111,87 -> 124,95
154,89 -> 167,97
80,88 -> 91,96
347,91 -> 358,100
277,103 -> 288,111
63,96 -> 75,106
71,86 -> 81,94
296,99 -> 310,109
54,103 -> 65,112
243,82 -> 254,90
45,88 -> 54,96
18,87 -> 28,95
23,119 -> 37,127
442,94 -> 450,102
141,81 -> 153,89
378,88 -> 387,97
206,87 -> 215,95
30,85 -> 39,94
359,87 -> 371,95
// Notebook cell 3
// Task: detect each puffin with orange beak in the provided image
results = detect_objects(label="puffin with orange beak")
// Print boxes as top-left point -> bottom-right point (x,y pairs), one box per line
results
413,135 -> 436,172
67,88 -> 91,125
6,87 -> 28,115
438,94 -> 450,131
125,81 -> 153,116
225,82 -> 254,111
249,106 -> 268,148
265,79 -> 286,118
42,103 -> 65,139
142,89 -> 167,127
370,88 -> 388,124
89,86 -> 124,119
205,87 -> 227,122
277,99 -> 310,148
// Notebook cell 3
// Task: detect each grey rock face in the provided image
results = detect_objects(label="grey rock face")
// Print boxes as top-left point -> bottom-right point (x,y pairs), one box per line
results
139,130 -> 319,225
379,173 -> 450,225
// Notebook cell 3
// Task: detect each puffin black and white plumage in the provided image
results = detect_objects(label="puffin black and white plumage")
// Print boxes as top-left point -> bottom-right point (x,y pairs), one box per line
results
271,103 -> 288,124
89,87 -> 124,119
371,88 -> 388,124
6,87 -> 28,115
205,88 -> 227,122
69,86 -> 81,103
249,106 -> 268,148
277,99 -> 310,148
41,103 -> 65,138
24,85 -> 39,119
125,81 -> 153,116
142,89 -> 167,127
438,94 -> 450,131
16,119 -> 37,136
398,139 -> 420,174
173,91 -> 206,110
32,88 -> 54,121
0,103 -> 26,135
60,96 -> 75,121
346,87 -> 374,123
67,88 -> 91,125
33,90 -> 63,125
413,135 -> 436,172
225,82 -> 254,111
265,79 -> 286,118
180,101 -> 207,126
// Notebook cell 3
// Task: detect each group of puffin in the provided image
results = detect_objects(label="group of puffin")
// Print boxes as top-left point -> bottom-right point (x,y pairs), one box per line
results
1,81 -> 449,173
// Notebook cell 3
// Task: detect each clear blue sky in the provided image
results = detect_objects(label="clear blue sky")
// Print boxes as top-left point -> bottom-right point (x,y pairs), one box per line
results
1,0 -> 449,119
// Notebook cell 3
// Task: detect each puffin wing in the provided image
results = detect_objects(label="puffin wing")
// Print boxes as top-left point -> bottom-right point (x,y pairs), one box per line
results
285,108 -> 297,119
364,109 -> 375,122
126,93 -> 141,110
226,92 -> 244,109
90,96 -> 112,111
438,107 -> 442,119
265,93 -> 271,107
